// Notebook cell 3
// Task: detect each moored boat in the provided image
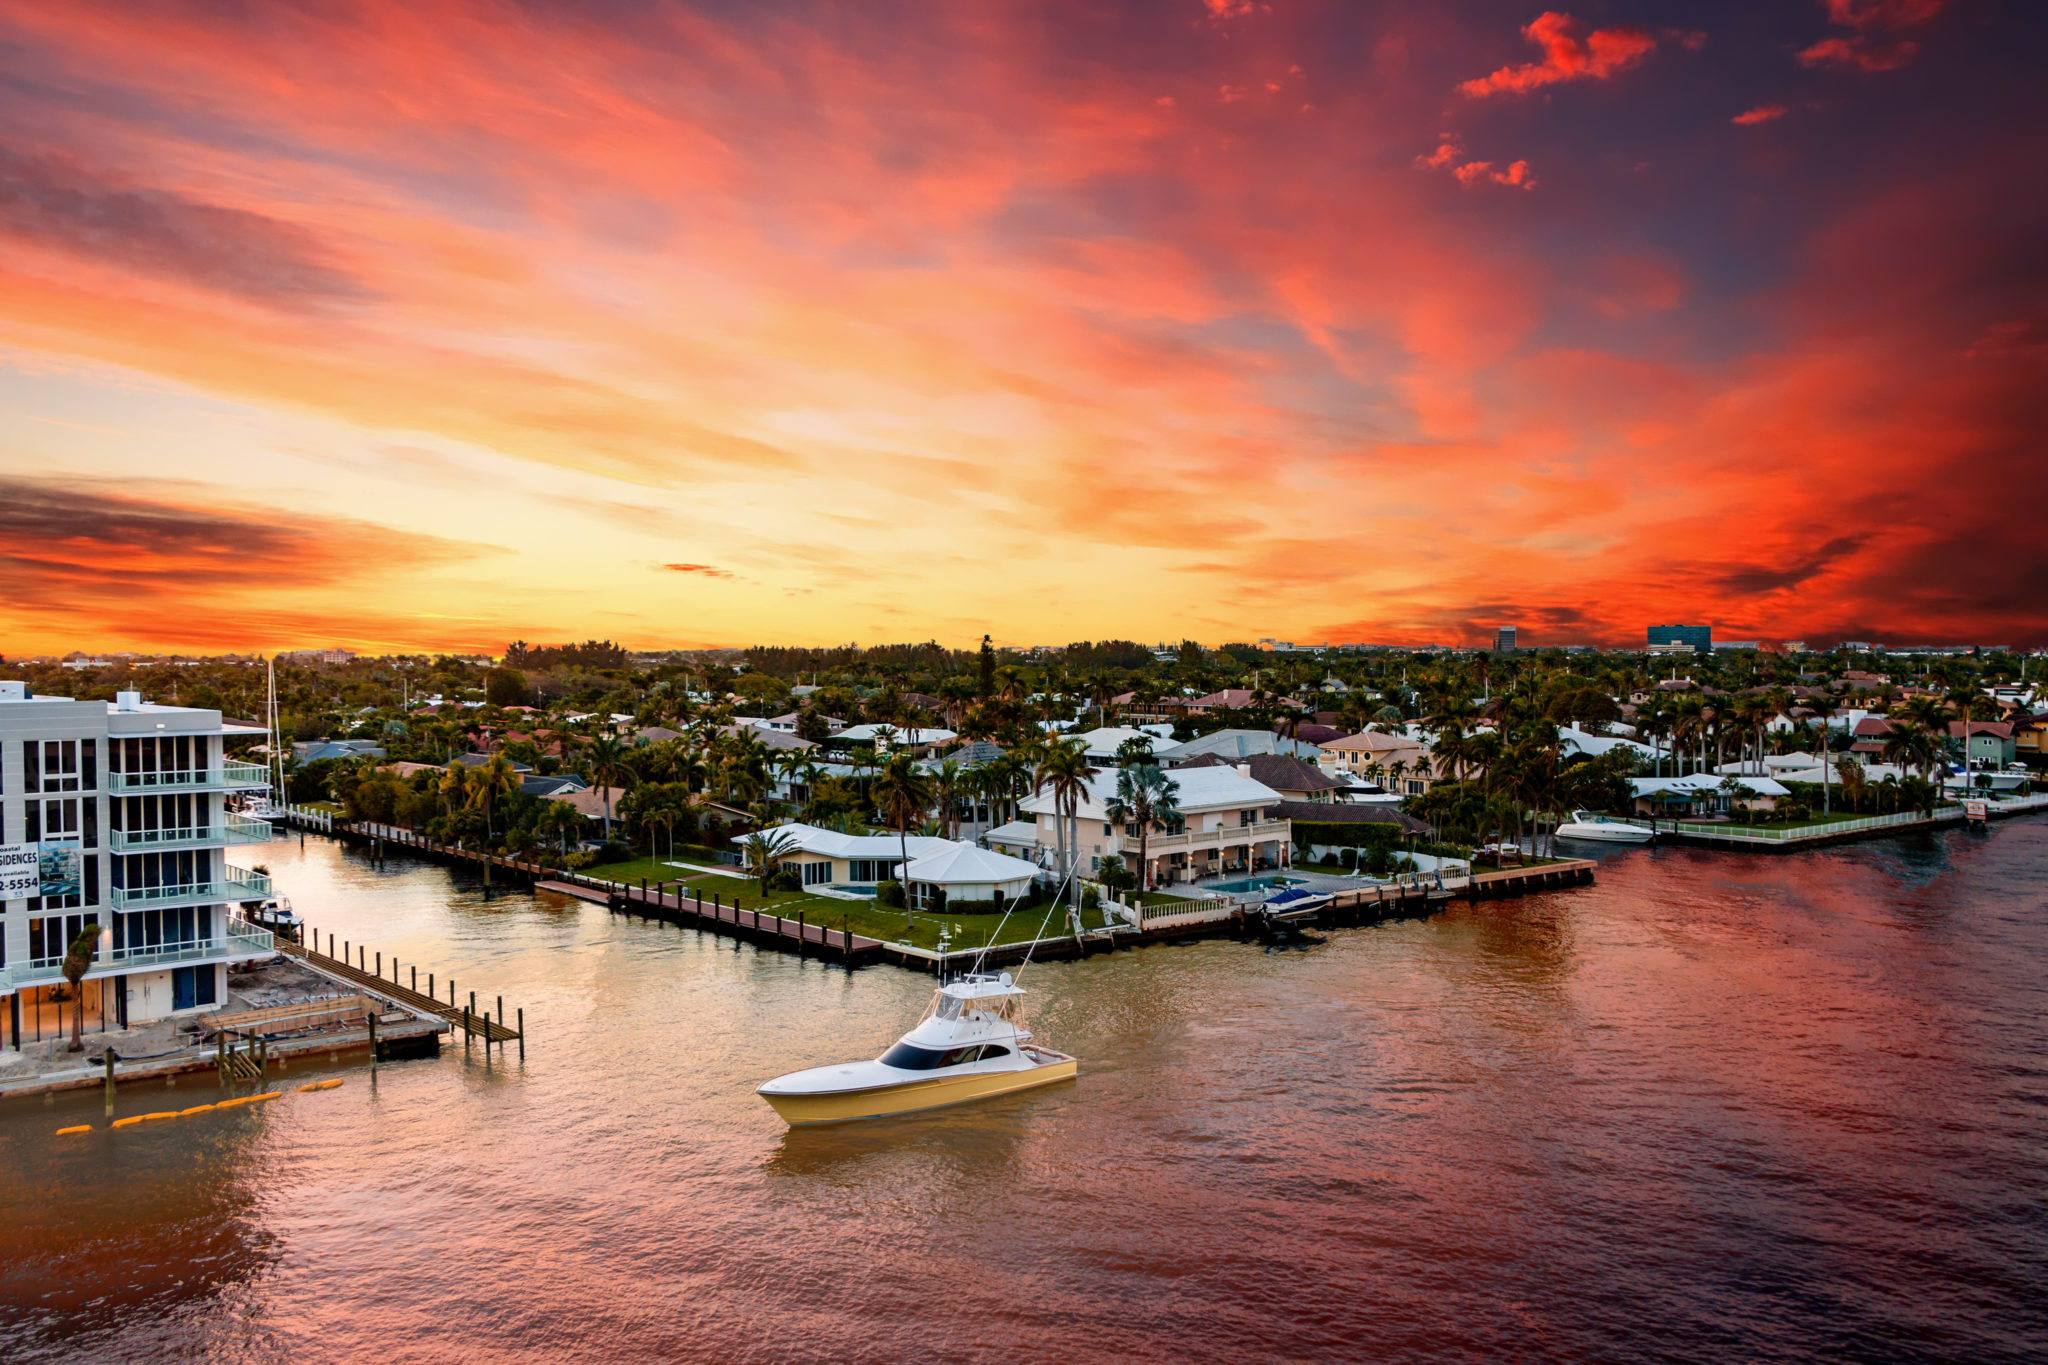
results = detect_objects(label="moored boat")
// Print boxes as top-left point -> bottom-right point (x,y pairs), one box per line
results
1259,886 -> 1333,923
1555,810 -> 1654,843
758,973 -> 1077,1126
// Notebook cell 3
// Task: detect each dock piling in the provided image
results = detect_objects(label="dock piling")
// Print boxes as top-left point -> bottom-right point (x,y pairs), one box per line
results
517,1008 -> 524,1060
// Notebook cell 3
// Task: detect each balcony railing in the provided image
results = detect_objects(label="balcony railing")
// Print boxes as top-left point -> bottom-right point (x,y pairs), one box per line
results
109,814 -> 273,853
106,760 -> 270,793
109,868 -> 273,910
2,923 -> 275,989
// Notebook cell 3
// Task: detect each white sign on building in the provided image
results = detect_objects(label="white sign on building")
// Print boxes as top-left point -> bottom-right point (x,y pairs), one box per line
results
0,843 -> 38,899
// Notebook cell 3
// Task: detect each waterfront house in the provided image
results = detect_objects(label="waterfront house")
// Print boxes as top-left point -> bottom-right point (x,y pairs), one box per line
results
1629,773 -> 1789,815
732,823 -> 1036,904
1004,765 -> 1290,887
1,683 -> 275,1049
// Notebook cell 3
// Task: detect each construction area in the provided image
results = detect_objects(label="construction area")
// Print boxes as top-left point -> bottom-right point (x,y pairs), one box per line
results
0,952 -> 450,1103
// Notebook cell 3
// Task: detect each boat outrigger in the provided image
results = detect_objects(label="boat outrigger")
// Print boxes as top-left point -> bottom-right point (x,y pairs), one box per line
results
758,972 -> 1077,1126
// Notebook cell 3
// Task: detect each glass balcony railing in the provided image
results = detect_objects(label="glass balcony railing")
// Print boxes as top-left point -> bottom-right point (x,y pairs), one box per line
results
109,868 -> 273,910
106,760 -> 271,793
1,923 -> 276,989
108,814 -> 273,853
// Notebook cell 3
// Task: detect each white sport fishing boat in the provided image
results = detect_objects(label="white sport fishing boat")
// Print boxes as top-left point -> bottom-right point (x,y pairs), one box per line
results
1554,810 -> 1655,843
758,973 -> 1077,1126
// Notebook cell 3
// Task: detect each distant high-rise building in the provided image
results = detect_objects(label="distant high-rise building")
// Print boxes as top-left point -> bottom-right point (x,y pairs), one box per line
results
1648,623 -> 1712,654
1492,626 -> 1517,653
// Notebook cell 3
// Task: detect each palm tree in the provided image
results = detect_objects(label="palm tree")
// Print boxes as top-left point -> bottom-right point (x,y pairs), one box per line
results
1034,738 -> 1098,926
584,736 -> 636,841
742,827 -> 800,896
438,761 -> 470,820
1882,722 -> 1944,794
61,923 -> 99,1052
536,798 -> 582,859
470,754 -> 520,849
874,752 -> 933,927
1104,764 -> 1181,894
931,759 -> 964,838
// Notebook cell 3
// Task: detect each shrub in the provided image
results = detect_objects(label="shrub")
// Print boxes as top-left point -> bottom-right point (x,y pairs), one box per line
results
768,866 -> 803,892
876,878 -> 906,908
1081,885 -> 1101,911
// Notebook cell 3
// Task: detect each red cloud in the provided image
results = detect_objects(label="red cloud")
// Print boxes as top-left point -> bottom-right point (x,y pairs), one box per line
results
1824,0 -> 1949,27
1458,12 -> 1657,97
1415,138 -> 1463,170
1453,159 -> 1537,190
1733,104 -> 1787,125
1802,0 -> 1949,72
663,563 -> 733,579
1798,35 -> 1920,70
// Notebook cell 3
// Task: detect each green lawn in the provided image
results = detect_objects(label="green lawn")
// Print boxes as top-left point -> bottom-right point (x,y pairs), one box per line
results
580,855 -> 746,889
578,855 -> 1106,950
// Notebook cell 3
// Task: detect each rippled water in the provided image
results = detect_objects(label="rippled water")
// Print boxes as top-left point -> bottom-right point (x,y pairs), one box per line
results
3,819 -> 2045,1363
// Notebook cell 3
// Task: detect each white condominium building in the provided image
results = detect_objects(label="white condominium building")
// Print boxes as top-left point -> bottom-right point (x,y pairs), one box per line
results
1,682 -> 274,1050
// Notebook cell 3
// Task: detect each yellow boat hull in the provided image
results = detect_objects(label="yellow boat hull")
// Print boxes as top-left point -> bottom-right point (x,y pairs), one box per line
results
763,1058 -> 1078,1126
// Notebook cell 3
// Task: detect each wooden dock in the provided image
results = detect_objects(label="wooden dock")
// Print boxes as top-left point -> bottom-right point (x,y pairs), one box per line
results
279,933 -> 525,1051
606,880 -> 890,966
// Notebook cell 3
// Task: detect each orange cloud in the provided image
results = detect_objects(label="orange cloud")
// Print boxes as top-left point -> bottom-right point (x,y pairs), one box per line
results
1733,104 -> 1788,125
0,0 -> 2037,655
1458,12 -> 1657,98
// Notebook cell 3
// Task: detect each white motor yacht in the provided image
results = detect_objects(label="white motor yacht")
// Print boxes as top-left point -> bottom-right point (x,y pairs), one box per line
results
1555,810 -> 1655,843
758,973 -> 1077,1126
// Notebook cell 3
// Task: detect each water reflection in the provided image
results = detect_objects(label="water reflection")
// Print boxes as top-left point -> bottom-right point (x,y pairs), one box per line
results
0,819 -> 2044,1363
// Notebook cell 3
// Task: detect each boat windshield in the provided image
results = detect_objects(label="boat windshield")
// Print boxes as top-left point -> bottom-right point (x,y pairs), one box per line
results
919,990 -> 1022,1025
878,1041 -> 1007,1070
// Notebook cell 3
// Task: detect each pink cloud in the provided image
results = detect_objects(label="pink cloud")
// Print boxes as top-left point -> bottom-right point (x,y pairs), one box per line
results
1733,104 -> 1788,125
1458,12 -> 1657,98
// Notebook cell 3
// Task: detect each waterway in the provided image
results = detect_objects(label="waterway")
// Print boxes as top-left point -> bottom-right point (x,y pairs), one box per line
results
3,820 -> 2045,1363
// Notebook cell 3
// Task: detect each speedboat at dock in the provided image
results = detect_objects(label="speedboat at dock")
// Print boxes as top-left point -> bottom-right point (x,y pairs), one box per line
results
1555,810 -> 1654,843
1259,886 -> 1333,923
758,973 -> 1077,1126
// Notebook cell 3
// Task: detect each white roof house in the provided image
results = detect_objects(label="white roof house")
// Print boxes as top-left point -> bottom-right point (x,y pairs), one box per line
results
1559,724 -> 1664,763
1069,726 -> 1159,762
835,724 -> 957,749
734,823 -> 1038,901
898,843 -> 1041,902
1018,765 -> 1283,821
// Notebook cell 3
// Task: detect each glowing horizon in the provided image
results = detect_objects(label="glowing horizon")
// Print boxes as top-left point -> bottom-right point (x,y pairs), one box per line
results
1,1 -> 2043,656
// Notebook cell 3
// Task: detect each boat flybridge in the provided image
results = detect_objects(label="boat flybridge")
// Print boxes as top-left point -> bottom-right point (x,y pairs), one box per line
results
758,972 -> 1077,1126
1555,810 -> 1655,843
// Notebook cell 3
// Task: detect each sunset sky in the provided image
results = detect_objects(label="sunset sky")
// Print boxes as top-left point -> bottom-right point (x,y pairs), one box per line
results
1,0 -> 2042,656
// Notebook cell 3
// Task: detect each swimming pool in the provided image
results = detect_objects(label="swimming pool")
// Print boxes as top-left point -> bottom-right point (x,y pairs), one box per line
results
1206,875 -> 1306,893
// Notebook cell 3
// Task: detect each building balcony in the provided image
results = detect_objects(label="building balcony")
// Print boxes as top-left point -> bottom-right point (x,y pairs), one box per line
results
2,919 -> 275,990
108,814 -> 273,853
105,760 -> 270,794
1117,819 -> 1291,856
109,868 -> 273,911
